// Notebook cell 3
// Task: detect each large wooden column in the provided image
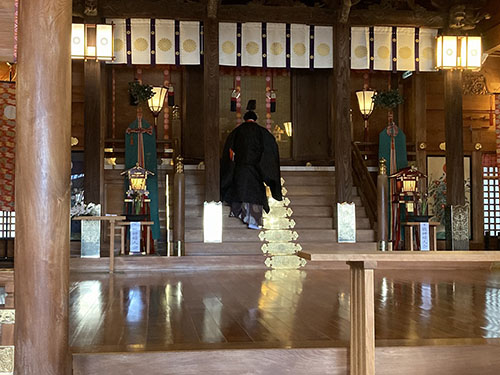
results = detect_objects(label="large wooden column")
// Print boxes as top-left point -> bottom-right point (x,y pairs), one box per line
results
203,16 -> 220,202
408,74 -> 427,174
414,74 -> 427,172
444,70 -> 465,205
15,0 -> 72,373
333,22 -> 352,203
84,60 -> 106,205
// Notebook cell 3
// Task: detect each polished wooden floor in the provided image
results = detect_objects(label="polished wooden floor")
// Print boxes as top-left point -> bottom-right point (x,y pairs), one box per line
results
68,268 -> 500,353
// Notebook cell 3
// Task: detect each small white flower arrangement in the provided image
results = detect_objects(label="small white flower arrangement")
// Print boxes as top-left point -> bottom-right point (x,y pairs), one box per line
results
71,202 -> 101,218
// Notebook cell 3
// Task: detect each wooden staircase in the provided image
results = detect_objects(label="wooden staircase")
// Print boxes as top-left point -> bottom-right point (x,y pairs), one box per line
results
183,168 -> 377,256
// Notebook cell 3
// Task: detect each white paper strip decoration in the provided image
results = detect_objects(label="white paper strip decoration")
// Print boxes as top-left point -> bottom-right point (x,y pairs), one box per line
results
266,23 -> 286,68
314,26 -> 333,68
155,19 -> 175,65
242,22 -> 262,67
131,19 -> 151,64
108,18 -> 126,64
374,26 -> 392,71
180,21 -> 200,65
290,23 -> 309,68
351,27 -> 369,70
219,22 -> 237,66
397,27 -> 415,71
419,28 -> 438,72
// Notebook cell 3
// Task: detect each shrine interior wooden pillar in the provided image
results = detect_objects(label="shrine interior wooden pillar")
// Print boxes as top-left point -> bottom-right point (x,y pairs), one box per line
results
444,70 -> 465,206
15,0 -> 72,373
411,73 -> 427,174
84,60 -> 106,205
333,21 -> 352,203
203,14 -> 220,202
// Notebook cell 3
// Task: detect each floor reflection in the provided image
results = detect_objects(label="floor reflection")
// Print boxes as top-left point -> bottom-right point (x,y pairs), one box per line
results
69,269 -> 500,352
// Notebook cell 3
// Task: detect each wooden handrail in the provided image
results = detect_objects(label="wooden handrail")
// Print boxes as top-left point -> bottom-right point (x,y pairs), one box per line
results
352,142 -> 377,228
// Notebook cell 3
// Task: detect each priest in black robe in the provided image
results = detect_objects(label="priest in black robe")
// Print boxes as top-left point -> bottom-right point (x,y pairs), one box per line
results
221,100 -> 282,229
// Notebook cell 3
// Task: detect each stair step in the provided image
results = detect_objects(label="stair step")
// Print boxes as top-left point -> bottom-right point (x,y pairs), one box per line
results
184,216 -> 370,230
185,228 -> 375,243
186,229 -> 261,242
295,229 -> 375,242
281,175 -> 334,185
285,185 -> 335,195
299,242 -> 378,251
184,195 -> 364,207
185,242 -> 263,255
286,195 -> 363,206
185,241 -> 378,255
281,171 -> 334,177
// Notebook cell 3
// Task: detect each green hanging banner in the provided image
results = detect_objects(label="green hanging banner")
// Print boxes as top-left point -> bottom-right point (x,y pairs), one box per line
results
125,118 -> 160,240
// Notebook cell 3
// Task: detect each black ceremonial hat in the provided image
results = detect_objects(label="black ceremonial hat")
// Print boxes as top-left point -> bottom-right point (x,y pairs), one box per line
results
246,100 -> 256,111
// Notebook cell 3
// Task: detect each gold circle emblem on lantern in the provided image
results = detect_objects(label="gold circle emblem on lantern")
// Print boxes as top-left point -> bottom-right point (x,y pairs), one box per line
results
475,143 -> 482,150
183,39 -> 197,53
222,41 -> 235,54
378,46 -> 390,59
317,43 -> 330,57
158,38 -> 172,52
354,46 -> 368,58
270,42 -> 283,55
439,142 -> 446,151
114,39 -> 124,52
134,38 -> 148,52
399,47 -> 412,59
293,43 -> 306,56
246,41 -> 259,55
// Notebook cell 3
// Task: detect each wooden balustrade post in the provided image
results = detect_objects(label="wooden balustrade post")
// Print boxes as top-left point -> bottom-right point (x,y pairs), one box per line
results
15,0 -> 72,373
173,156 -> 185,256
377,158 -> 389,251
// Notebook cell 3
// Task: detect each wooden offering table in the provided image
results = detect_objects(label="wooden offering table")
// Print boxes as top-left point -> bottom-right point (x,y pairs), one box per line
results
297,250 -> 500,375
73,215 -> 126,273
116,221 -> 154,256
403,221 -> 440,251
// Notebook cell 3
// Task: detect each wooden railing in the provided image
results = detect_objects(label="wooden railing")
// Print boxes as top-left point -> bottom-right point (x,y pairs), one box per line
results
0,269 -> 14,374
352,142 -> 377,228
353,141 -> 417,167
104,138 -> 179,165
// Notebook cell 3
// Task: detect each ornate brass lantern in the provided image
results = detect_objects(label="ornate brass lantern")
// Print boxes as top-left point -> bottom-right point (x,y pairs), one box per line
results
121,163 -> 154,197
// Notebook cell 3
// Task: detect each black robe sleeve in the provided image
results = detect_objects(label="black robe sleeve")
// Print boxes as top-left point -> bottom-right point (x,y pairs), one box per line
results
259,129 -> 282,202
220,129 -> 236,203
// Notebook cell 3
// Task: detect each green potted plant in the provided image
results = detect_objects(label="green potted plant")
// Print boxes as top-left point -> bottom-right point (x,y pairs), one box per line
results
128,80 -> 154,106
373,89 -> 404,124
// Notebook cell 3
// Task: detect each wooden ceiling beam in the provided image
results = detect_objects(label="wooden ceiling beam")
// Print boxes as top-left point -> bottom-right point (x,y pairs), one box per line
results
349,9 -> 446,28
483,23 -> 500,54
95,0 -> 447,28
99,0 -> 206,20
217,5 -> 336,24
